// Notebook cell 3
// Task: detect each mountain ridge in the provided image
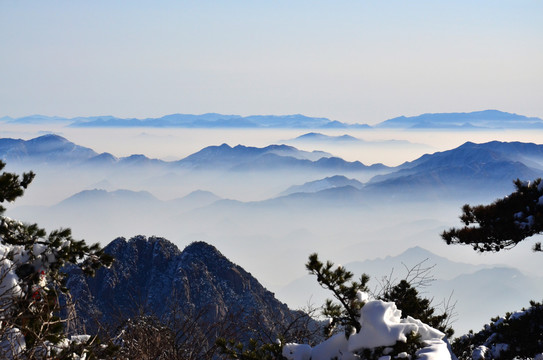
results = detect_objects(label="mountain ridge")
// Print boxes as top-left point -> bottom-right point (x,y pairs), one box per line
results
0,134 -> 99,165
5,135 -> 543,205
66,236 -> 299,339
375,110 -> 543,129
5,110 -> 541,129
364,141 -> 543,200
279,175 -> 364,196
65,113 -> 371,129
0,134 -> 387,173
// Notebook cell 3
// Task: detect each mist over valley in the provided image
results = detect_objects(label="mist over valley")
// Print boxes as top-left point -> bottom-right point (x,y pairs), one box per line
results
3,112 -> 543,337
3,3 -> 543,356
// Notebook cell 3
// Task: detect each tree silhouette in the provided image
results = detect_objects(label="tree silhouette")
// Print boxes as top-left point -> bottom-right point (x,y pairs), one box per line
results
0,161 -> 114,358
442,179 -> 543,253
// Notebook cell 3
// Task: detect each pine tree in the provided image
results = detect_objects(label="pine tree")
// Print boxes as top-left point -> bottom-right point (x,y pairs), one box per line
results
305,252 -> 369,337
442,178 -> 543,359
220,253 -> 455,359
441,178 -> 543,253
0,161 -> 114,359
452,300 -> 543,360
216,338 -> 284,360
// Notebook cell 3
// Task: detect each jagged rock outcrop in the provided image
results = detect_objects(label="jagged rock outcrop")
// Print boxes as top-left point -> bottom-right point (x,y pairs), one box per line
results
66,236 -> 295,340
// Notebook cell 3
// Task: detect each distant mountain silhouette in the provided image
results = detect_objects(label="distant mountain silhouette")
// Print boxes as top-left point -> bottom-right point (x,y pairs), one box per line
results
3,135 -> 543,204
169,190 -> 222,210
280,175 -> 364,196
56,188 -> 160,208
277,246 -> 543,335
278,245 -> 491,308
283,132 -> 416,147
375,110 -> 543,129
117,154 -> 168,168
1,135 -> 379,173
82,152 -> 118,166
365,141 -> 543,200
265,185 -> 368,208
64,113 -> 371,129
0,134 -> 168,170
7,188 -> 226,243
288,132 -> 361,143
175,143 -> 384,172
4,110 -> 540,129
0,134 -> 98,164
345,246 -> 489,281
65,189 -> 217,214
431,267 -> 543,334
2,115 -> 72,124
176,143 -> 329,168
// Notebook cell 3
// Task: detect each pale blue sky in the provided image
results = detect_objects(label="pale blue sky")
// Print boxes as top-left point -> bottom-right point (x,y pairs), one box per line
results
1,1 -> 542,124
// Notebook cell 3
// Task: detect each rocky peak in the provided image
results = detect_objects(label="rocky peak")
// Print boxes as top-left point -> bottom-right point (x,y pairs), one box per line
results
67,236 -> 295,339
181,241 -> 225,263
108,235 -> 181,259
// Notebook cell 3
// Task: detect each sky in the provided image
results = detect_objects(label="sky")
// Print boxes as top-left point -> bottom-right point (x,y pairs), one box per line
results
1,1 -> 542,125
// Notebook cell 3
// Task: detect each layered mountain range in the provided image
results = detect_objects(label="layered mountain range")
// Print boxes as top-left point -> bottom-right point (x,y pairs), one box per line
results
3,134 -> 542,203
364,140 -> 543,199
6,134 -> 543,246
1,113 -> 370,129
0,134 -> 385,173
4,133 -> 543,336
3,110 -> 541,129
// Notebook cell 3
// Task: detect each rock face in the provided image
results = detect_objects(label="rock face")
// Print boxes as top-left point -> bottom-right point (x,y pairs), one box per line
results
66,236 -> 294,338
